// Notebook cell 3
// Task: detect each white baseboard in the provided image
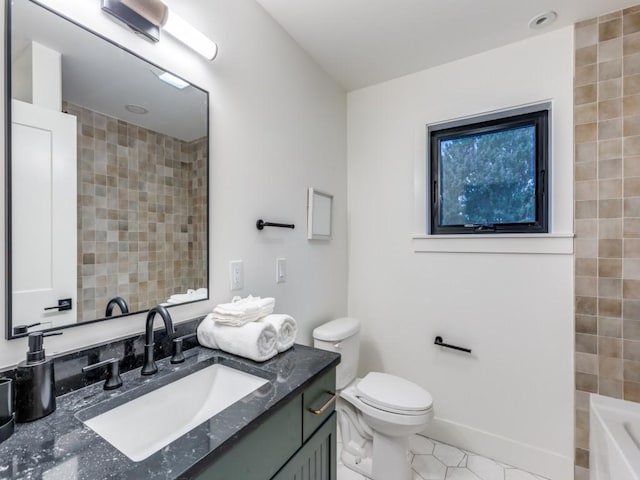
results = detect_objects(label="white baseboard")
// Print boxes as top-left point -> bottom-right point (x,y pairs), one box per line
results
423,417 -> 573,480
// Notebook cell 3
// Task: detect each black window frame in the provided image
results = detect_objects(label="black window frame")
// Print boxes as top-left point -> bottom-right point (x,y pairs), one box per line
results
428,106 -> 549,235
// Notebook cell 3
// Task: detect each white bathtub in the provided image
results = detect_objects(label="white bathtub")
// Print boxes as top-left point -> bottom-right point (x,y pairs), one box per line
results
590,394 -> 640,480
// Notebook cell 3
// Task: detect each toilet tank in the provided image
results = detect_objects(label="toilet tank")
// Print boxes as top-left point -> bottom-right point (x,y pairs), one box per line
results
312,317 -> 361,390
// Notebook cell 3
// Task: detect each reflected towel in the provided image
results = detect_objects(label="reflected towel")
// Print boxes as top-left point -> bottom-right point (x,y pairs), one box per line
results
167,288 -> 208,304
260,314 -> 297,352
197,314 -> 278,362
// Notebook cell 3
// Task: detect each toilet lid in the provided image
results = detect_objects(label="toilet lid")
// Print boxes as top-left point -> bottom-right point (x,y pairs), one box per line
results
355,372 -> 433,413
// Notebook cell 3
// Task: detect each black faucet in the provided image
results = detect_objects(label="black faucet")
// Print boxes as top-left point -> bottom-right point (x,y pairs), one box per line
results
141,305 -> 175,376
105,297 -> 129,317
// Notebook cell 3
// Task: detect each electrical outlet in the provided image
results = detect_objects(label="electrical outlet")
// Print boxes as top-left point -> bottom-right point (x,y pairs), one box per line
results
276,258 -> 286,283
230,260 -> 243,291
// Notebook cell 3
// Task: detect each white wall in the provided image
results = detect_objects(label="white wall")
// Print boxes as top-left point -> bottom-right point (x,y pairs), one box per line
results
0,0 -> 348,368
347,28 -> 574,479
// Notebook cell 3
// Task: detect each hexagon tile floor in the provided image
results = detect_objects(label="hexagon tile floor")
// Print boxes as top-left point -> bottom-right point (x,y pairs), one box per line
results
336,434 -> 549,480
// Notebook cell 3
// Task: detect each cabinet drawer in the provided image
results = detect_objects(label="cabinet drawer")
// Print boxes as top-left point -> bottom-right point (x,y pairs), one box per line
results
302,369 -> 336,442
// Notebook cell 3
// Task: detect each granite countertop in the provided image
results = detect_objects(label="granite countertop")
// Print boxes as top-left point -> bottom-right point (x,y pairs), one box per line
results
0,344 -> 340,480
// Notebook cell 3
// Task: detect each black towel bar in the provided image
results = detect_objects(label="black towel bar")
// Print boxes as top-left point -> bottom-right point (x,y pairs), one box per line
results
434,336 -> 472,354
256,219 -> 295,230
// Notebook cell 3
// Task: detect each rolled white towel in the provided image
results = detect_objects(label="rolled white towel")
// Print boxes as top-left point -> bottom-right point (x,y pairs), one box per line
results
197,314 -> 278,362
260,314 -> 297,352
197,313 -> 218,349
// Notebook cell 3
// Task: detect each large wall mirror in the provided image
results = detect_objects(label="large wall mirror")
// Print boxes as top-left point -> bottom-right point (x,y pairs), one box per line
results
6,0 -> 209,339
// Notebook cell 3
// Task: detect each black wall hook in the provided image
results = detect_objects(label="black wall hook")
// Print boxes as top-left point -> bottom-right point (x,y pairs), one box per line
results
256,219 -> 295,230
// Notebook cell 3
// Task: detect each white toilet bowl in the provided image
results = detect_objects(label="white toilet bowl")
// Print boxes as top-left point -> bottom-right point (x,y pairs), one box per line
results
339,373 -> 433,479
342,373 -> 433,433
312,318 -> 434,480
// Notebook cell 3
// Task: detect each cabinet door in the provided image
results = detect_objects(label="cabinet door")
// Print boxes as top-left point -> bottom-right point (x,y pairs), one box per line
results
190,396 -> 302,480
272,412 -> 337,480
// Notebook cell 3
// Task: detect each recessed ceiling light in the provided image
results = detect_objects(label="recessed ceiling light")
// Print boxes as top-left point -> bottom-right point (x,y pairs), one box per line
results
529,11 -> 557,29
125,104 -> 148,114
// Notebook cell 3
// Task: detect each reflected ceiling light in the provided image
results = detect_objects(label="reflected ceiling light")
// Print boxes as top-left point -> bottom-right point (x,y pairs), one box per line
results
125,104 -> 148,114
158,71 -> 190,89
101,0 -> 218,60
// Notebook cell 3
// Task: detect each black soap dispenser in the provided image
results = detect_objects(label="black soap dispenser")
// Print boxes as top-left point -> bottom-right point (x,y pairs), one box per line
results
15,332 -> 60,423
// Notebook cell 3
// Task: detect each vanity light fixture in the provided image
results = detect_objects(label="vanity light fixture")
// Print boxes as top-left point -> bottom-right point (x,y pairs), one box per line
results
157,71 -> 190,90
101,0 -> 218,60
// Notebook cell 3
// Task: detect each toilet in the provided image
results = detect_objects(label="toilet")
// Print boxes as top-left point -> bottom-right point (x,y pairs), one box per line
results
313,317 -> 433,480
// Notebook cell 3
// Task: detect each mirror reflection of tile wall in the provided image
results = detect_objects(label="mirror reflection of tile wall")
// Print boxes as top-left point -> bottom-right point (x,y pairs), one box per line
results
66,102 -> 208,321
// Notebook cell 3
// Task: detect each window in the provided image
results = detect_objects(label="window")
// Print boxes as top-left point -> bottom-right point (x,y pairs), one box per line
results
428,106 -> 549,235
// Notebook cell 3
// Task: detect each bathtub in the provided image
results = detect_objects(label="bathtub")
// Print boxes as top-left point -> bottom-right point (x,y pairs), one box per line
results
590,394 -> 640,480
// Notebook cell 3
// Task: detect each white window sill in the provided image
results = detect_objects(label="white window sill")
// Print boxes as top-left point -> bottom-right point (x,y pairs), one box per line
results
412,233 -> 574,255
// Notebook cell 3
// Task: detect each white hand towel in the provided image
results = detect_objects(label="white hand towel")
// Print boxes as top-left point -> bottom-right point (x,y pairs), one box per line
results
213,303 -> 260,316
260,314 -> 297,352
213,311 -> 261,326
256,298 -> 275,317
212,301 -> 261,326
231,295 -> 276,318
197,314 -> 278,362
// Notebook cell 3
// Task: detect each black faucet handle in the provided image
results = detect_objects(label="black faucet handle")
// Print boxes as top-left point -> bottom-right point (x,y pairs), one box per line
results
171,333 -> 198,364
82,358 -> 123,390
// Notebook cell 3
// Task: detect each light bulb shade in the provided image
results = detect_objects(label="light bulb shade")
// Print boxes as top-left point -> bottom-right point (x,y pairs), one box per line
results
102,0 -> 160,42
163,10 -> 218,61
121,0 -> 168,26
102,0 -> 218,61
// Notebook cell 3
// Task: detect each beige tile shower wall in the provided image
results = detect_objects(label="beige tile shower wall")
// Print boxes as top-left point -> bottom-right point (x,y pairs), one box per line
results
574,6 -> 640,479
66,103 -> 208,322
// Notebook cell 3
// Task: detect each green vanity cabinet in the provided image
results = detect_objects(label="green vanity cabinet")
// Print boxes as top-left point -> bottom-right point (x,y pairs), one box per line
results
193,367 -> 337,480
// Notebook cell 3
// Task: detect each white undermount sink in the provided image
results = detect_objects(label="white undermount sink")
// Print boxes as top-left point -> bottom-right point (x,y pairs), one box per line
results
82,363 -> 268,461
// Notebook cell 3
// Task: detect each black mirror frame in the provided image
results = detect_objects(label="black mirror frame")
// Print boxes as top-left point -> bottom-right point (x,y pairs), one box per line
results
4,0 -> 210,339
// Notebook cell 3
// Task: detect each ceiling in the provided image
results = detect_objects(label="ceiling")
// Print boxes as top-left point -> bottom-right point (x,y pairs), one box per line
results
256,0 -> 640,91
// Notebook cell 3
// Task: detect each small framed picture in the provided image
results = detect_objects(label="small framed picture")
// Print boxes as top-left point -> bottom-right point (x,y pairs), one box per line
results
307,188 -> 333,240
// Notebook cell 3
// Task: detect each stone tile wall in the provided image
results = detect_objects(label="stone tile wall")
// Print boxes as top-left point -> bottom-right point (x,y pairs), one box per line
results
66,103 -> 208,322
186,136 -> 208,292
574,6 -> 640,479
